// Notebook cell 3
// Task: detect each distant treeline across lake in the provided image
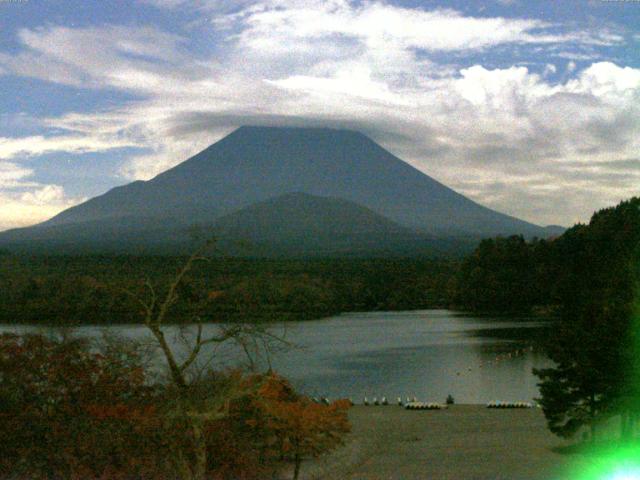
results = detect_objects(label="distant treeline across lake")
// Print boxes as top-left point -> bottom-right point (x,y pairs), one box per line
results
11,204 -> 617,326
0,255 -> 461,325
0,228 -> 575,325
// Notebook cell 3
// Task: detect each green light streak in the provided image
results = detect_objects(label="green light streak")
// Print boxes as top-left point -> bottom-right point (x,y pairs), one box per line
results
563,279 -> 640,480
566,443 -> 640,480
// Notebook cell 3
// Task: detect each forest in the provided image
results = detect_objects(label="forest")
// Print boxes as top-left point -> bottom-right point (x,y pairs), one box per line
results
0,237 -> 569,326
1,199 -> 638,327
456,197 -> 640,442
533,197 -> 640,441
0,255 -> 458,325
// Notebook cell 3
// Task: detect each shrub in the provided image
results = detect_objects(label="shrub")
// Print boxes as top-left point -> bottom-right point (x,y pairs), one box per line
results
0,332 -> 169,479
0,335 -> 351,480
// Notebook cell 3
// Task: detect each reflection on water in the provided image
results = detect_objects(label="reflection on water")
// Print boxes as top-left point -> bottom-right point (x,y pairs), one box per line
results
0,309 -> 552,404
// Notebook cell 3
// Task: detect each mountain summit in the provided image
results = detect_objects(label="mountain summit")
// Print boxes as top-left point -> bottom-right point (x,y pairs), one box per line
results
0,126 -> 561,255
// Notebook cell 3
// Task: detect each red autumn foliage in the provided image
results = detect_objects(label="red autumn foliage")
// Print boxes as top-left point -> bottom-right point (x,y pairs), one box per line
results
0,334 -> 350,480
0,332 -> 169,480
205,373 -> 351,480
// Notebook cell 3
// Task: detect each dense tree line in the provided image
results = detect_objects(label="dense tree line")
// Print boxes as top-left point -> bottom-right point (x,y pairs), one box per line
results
452,197 -> 640,441
0,256 -> 458,325
533,198 -> 640,441
453,235 -> 559,312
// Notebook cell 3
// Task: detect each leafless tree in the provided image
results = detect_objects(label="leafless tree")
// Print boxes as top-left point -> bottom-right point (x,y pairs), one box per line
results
127,238 -> 290,480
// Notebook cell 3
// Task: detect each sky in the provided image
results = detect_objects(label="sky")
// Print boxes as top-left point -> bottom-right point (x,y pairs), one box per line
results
0,0 -> 639,231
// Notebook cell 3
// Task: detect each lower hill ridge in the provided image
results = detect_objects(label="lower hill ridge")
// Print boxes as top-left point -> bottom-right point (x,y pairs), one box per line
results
0,192 -> 474,257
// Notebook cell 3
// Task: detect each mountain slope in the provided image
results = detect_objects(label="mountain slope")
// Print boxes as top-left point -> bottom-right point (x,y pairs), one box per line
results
212,192 -> 447,256
0,126 -> 560,254
39,126 -> 548,235
0,193 -> 472,256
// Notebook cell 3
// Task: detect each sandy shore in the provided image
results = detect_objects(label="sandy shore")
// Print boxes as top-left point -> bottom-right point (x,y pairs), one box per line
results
300,405 -> 590,480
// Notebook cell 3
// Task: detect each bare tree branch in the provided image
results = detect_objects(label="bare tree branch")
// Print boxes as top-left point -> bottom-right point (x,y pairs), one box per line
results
121,277 -> 158,324
155,238 -> 216,327
122,236 -> 292,480
122,289 -> 152,323
179,324 -> 203,373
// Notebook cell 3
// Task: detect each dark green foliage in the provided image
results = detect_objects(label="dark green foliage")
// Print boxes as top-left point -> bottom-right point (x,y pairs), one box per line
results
454,235 -> 557,312
450,197 -> 640,438
534,197 -> 640,439
0,256 -> 458,325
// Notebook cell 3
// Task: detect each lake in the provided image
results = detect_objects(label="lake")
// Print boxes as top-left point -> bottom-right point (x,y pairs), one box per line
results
0,309 -> 551,404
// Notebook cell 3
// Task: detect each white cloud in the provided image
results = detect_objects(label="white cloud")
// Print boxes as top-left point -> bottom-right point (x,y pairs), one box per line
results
0,161 -> 35,188
0,161 -> 83,230
268,65 -> 403,105
552,51 -> 602,61
20,185 -> 69,205
0,134 -> 141,160
453,65 -> 551,108
235,2 -> 547,51
566,61 -> 640,99
0,25 -> 196,92
0,187 -> 82,231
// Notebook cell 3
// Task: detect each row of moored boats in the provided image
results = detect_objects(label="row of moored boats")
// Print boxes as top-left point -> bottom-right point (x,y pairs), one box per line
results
486,401 -> 533,409
312,397 -> 535,409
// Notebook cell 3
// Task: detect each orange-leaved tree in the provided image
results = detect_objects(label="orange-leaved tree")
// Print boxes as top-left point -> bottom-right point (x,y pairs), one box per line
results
0,332 -> 171,479
245,373 -> 351,480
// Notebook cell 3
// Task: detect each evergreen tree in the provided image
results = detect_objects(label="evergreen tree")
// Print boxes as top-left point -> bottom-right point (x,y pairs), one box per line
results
534,198 -> 640,439
455,235 -> 543,312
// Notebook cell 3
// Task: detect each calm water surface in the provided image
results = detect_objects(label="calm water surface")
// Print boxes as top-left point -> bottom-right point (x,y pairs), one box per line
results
1,310 -> 551,404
